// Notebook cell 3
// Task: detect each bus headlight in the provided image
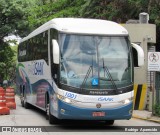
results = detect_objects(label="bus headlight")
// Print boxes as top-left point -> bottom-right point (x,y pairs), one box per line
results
57,94 -> 75,104
120,98 -> 133,105
64,98 -> 72,104
124,99 -> 130,104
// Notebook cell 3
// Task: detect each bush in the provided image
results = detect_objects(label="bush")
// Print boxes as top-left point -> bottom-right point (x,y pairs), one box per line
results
154,104 -> 160,116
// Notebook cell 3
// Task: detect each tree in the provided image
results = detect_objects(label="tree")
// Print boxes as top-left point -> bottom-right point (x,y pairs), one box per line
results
0,40 -> 14,81
28,0 -> 86,29
0,0 -> 160,83
79,0 -> 149,22
148,0 -> 160,26
0,0 -> 37,39
0,0 -> 38,82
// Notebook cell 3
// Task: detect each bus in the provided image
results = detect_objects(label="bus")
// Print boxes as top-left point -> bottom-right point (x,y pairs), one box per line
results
16,18 -> 144,125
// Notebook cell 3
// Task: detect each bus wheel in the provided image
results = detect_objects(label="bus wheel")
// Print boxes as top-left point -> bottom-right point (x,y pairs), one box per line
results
46,104 -> 49,120
21,96 -> 25,107
105,120 -> 114,125
23,93 -> 30,109
48,103 -> 59,124
20,87 -> 24,107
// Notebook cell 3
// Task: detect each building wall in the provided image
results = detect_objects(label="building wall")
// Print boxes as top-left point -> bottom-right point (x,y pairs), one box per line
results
123,24 -> 156,110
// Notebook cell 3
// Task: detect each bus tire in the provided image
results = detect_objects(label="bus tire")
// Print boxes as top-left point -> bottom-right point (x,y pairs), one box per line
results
20,85 -> 24,107
23,92 -> 30,109
105,120 -> 114,125
24,100 -> 30,109
46,103 -> 49,120
48,103 -> 59,124
21,95 -> 25,107
45,93 -> 49,120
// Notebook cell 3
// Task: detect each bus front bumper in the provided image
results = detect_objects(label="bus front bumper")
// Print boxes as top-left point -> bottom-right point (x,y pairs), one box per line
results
56,100 -> 133,120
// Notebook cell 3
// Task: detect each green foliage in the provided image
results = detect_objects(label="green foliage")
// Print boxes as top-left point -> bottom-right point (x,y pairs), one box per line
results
154,104 -> 160,116
149,2 -> 160,26
27,0 -> 160,28
28,0 -> 86,29
0,0 -> 160,83
0,41 -> 14,80
79,0 -> 149,22
0,0 -> 35,82
0,0 -> 39,38
1,0 -> 160,37
0,42 -> 17,82
0,3 -> 31,85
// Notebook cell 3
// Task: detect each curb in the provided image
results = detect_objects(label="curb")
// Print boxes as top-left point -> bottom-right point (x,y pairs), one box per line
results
132,114 -> 160,123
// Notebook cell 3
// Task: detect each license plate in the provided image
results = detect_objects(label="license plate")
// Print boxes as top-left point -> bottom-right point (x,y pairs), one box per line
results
92,112 -> 105,117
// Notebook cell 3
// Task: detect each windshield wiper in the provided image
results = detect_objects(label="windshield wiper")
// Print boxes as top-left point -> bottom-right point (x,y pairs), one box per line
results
102,58 -> 118,92
80,66 -> 93,92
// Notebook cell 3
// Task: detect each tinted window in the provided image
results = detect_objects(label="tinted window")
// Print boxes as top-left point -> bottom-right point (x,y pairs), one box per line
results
18,31 -> 48,64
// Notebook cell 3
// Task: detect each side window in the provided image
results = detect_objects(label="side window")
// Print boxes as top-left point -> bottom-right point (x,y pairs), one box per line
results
18,45 -> 21,62
27,39 -> 33,61
41,32 -> 48,64
18,44 -> 21,62
35,32 -> 48,64
18,42 -> 27,62
35,35 -> 41,60
18,31 -> 48,63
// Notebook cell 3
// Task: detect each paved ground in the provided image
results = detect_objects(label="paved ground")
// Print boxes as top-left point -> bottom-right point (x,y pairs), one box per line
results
0,96 -> 159,135
133,110 -> 160,123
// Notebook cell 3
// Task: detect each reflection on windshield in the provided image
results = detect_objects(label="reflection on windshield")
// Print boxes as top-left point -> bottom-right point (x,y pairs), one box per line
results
59,34 -> 132,90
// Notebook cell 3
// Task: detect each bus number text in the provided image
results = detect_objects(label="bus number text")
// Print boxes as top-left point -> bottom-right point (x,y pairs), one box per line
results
65,92 -> 77,99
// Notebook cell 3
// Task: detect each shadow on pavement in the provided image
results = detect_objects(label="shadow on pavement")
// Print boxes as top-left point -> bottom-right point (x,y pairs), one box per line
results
22,103 -> 124,132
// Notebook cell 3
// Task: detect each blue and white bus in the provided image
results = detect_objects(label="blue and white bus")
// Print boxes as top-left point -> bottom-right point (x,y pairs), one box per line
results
16,18 -> 144,125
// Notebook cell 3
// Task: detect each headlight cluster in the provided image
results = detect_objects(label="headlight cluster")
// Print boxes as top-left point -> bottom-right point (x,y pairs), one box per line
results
120,97 -> 133,105
57,94 -> 76,104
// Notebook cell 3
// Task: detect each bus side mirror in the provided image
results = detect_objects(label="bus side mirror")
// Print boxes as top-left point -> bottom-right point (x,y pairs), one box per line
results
52,39 -> 60,64
131,43 -> 144,66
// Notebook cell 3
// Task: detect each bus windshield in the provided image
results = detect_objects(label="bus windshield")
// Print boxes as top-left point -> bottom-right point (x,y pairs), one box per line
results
59,34 -> 133,90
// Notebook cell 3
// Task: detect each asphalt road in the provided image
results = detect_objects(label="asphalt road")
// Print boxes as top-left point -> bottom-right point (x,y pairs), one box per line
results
0,96 -> 159,135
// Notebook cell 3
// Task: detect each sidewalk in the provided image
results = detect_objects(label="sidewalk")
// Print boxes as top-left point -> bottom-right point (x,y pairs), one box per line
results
132,110 -> 160,123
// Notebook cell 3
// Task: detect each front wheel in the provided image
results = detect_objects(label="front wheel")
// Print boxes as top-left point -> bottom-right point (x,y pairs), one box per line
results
105,120 -> 114,125
20,86 -> 24,107
21,95 -> 24,107
22,91 -> 30,109
46,103 -> 59,124
20,85 -> 30,109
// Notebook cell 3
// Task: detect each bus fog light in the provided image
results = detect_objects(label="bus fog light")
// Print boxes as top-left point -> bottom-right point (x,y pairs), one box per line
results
129,109 -> 132,114
61,109 -> 65,113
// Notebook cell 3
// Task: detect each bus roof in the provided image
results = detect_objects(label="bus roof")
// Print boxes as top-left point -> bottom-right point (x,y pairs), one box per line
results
21,18 -> 128,42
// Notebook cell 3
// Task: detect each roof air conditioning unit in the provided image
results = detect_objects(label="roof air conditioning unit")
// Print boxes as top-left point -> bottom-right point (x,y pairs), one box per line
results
139,12 -> 149,24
